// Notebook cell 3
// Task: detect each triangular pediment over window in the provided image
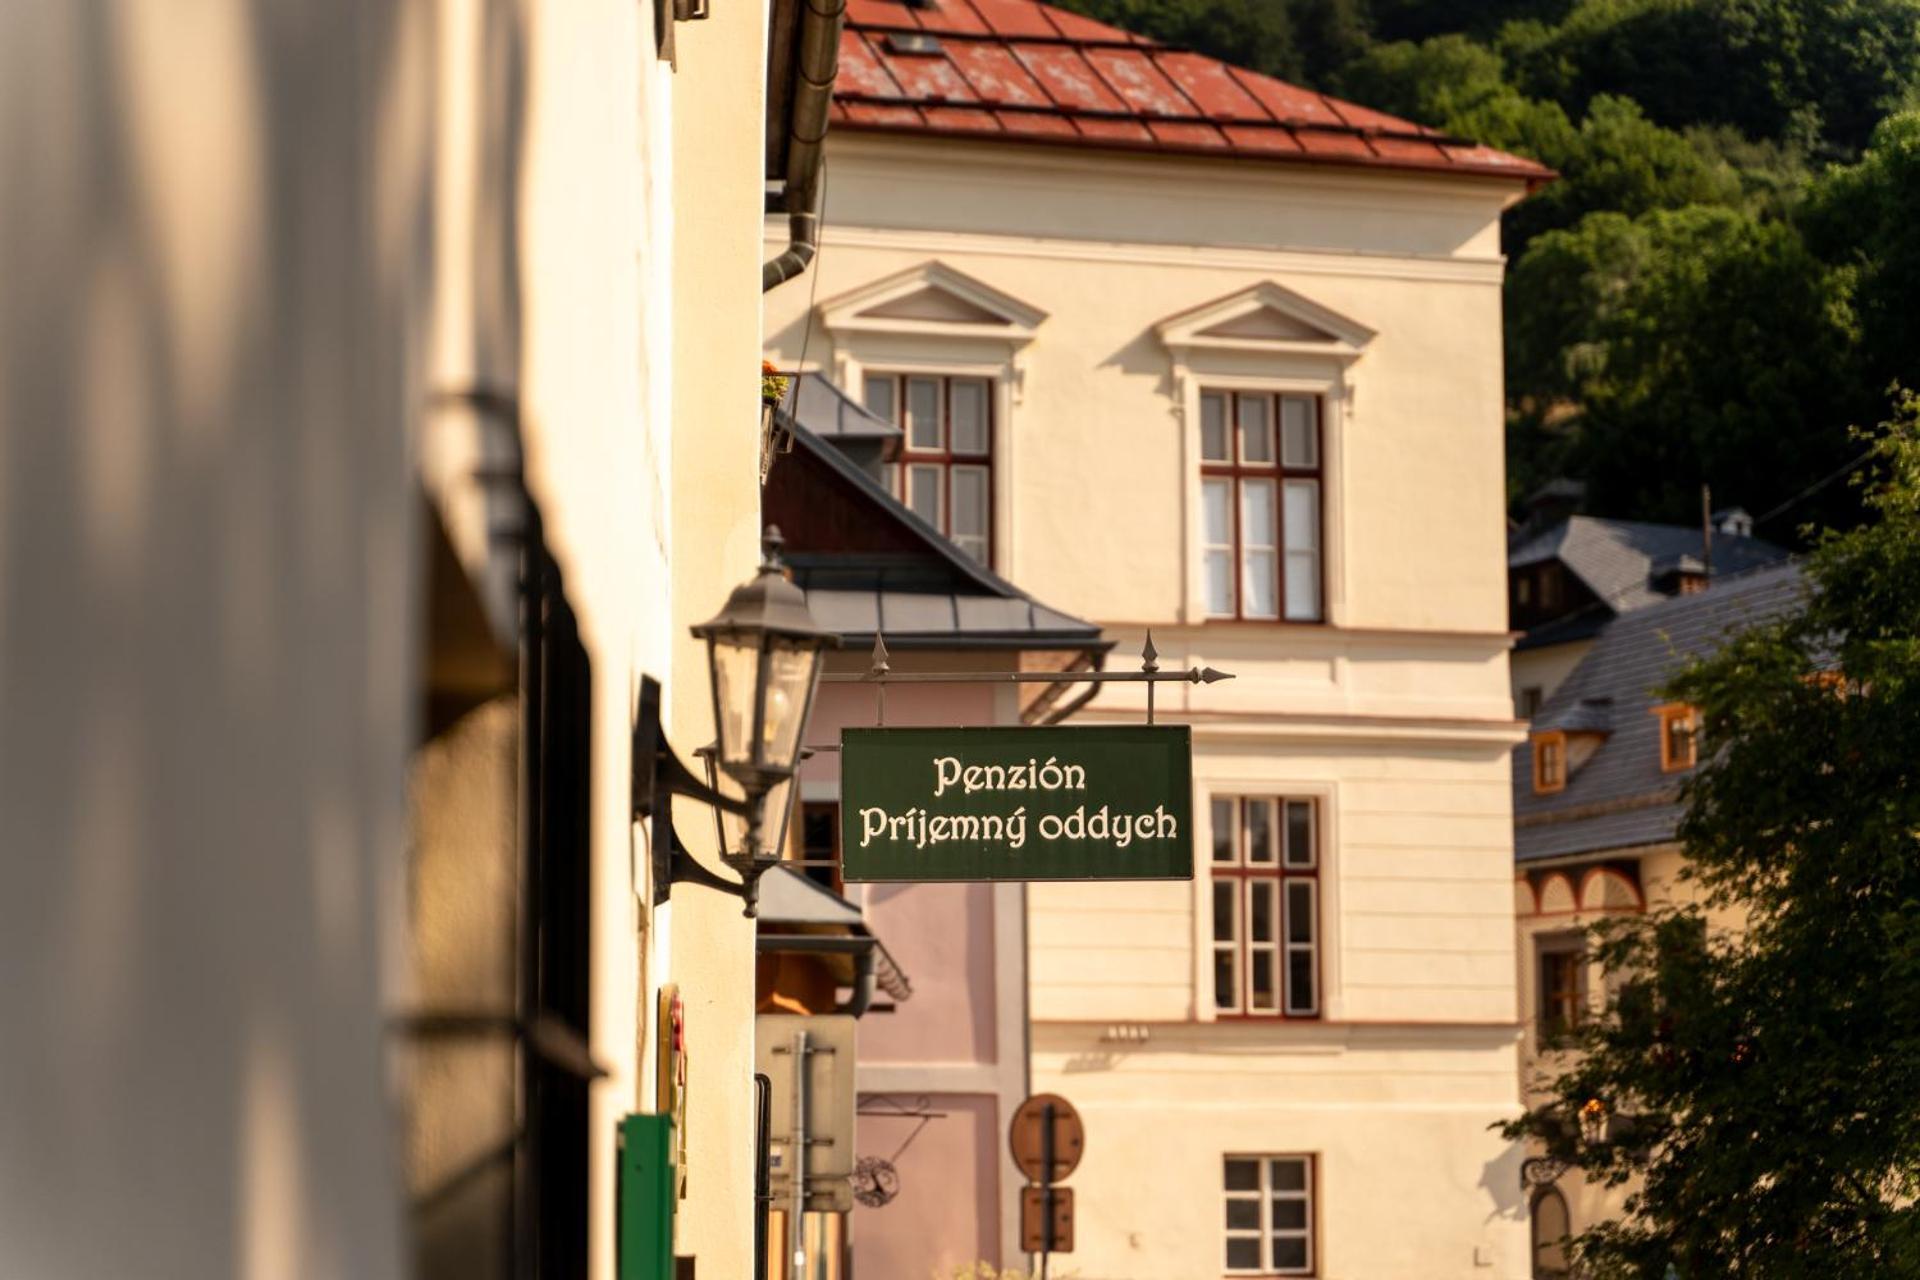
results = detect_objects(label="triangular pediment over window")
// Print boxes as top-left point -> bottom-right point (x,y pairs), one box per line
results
819,261 -> 1047,344
1157,282 -> 1374,361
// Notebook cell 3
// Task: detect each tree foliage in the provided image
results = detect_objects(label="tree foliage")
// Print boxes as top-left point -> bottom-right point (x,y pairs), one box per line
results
1498,0 -> 1920,158
1804,111 -> 1920,398
1062,0 -> 1920,533
1503,206 -> 1863,523
1504,400 -> 1920,1276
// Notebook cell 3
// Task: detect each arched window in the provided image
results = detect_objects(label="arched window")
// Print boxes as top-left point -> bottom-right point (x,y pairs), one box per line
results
1531,1186 -> 1571,1278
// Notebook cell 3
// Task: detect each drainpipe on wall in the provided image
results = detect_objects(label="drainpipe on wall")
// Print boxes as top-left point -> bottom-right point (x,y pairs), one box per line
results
763,0 -> 846,292
839,945 -> 877,1018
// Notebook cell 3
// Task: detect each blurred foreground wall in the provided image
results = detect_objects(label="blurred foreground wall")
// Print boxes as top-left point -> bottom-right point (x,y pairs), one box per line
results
0,4 -> 429,1276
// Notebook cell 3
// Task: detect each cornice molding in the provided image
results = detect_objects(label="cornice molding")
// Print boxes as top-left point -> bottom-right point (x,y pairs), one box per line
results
778,222 -> 1507,286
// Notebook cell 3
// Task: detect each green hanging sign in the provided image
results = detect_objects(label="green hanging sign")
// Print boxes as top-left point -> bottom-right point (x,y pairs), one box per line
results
839,725 -> 1193,882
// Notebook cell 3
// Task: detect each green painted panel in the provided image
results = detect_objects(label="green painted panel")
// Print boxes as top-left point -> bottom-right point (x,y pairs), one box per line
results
617,1113 -> 674,1280
840,725 -> 1193,882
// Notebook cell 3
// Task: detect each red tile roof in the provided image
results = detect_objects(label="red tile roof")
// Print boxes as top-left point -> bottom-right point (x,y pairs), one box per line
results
832,0 -> 1554,185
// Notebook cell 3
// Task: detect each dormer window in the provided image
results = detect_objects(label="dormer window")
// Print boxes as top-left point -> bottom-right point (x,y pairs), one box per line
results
1655,703 -> 1699,772
1532,731 -> 1567,795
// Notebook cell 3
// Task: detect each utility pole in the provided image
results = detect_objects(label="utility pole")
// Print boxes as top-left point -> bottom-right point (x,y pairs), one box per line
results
1701,483 -> 1713,579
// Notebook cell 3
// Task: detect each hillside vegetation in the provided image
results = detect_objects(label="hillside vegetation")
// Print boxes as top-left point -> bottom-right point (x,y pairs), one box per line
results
1058,0 -> 1920,533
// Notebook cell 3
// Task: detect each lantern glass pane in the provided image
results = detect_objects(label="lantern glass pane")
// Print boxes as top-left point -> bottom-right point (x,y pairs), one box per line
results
710,633 -> 764,769
758,640 -> 820,772
756,774 -> 796,857
701,749 -> 747,853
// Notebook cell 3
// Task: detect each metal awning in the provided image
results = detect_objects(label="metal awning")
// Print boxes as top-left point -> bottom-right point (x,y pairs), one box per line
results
755,865 -> 912,1003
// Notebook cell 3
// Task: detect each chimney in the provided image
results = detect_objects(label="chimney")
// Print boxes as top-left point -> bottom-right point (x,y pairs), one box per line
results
1522,478 -> 1586,536
1650,554 -> 1709,596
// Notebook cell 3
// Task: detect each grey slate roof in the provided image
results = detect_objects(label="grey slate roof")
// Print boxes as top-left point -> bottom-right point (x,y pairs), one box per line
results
786,417 -> 1105,651
1513,561 -> 1807,863
778,372 -> 901,441
1510,515 -> 1789,615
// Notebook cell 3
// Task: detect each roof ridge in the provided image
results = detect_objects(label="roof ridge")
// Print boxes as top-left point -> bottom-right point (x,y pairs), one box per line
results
835,0 -> 1554,182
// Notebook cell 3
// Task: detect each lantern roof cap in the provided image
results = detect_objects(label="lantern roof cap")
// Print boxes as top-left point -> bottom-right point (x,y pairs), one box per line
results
691,527 -> 843,646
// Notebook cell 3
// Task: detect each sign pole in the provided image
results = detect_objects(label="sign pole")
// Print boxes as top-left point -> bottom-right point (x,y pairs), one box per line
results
790,1028 -> 808,1278
1040,1101 -> 1056,1279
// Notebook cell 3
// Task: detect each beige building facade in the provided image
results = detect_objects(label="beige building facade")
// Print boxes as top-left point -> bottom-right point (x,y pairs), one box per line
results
1511,563 -> 1800,1274
764,1 -> 1549,1274
4,1 -> 836,1277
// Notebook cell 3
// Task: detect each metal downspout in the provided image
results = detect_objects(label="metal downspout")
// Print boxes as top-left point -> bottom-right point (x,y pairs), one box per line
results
763,0 -> 846,292
839,945 -> 877,1018
1039,650 -> 1108,725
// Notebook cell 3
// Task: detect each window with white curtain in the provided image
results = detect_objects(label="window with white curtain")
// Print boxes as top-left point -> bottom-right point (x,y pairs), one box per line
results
863,372 -> 993,564
1199,390 -> 1323,621
1210,795 -> 1320,1018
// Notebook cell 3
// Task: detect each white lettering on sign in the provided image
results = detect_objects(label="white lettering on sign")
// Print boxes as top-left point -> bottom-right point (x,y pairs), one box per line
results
859,804 -> 1029,850
932,755 -> 1088,799
858,802 -> 1179,851
856,755 -> 1179,854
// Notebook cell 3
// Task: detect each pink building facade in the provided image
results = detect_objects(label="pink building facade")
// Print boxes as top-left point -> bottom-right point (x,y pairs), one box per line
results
769,377 -> 1103,1275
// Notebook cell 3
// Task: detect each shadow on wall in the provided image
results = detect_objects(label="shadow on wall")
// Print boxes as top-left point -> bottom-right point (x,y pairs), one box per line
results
1478,1140 -> 1528,1227
0,2 -> 455,1276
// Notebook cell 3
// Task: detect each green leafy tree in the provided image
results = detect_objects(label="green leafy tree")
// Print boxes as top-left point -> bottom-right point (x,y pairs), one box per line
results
1503,206 -> 1862,526
1804,111 -> 1920,402
1500,0 -> 1920,157
1504,399 -> 1920,1276
1340,40 -> 1744,249
1048,0 -> 1304,81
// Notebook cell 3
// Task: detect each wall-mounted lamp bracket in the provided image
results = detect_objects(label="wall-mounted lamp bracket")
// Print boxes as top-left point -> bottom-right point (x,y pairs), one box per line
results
631,674 -> 772,915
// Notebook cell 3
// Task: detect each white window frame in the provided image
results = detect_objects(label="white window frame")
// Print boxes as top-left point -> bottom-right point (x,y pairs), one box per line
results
1224,1154 -> 1316,1276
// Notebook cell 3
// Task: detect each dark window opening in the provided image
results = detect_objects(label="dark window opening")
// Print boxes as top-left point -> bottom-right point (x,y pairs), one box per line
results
798,800 -> 842,894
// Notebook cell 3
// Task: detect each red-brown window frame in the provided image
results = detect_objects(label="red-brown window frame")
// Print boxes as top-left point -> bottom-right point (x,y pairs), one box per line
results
1199,389 -> 1325,624
1653,702 -> 1698,773
864,372 -> 994,567
1536,931 -> 1586,1045
1209,795 -> 1321,1020
1532,730 -> 1567,795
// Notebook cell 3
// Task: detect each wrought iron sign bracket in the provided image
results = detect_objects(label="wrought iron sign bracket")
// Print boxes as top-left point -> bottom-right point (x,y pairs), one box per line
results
1520,1155 -> 1569,1188
820,632 -> 1232,727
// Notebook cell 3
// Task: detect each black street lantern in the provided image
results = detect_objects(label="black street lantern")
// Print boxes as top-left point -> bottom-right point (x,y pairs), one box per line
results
695,743 -> 799,884
691,527 -> 839,800
632,527 -> 837,917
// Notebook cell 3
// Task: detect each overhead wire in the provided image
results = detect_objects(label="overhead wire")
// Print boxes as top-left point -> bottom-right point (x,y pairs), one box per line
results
1752,447 -> 1876,526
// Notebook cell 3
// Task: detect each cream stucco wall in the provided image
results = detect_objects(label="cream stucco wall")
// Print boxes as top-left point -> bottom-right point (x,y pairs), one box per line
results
767,136 -> 1518,636
664,2 -> 773,1274
424,0 -> 777,1272
0,3 -> 427,1275
764,128 -> 1531,1277
423,2 -> 681,1275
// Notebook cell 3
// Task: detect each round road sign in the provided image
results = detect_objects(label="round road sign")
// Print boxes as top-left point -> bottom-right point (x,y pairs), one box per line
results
1008,1093 -> 1084,1183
